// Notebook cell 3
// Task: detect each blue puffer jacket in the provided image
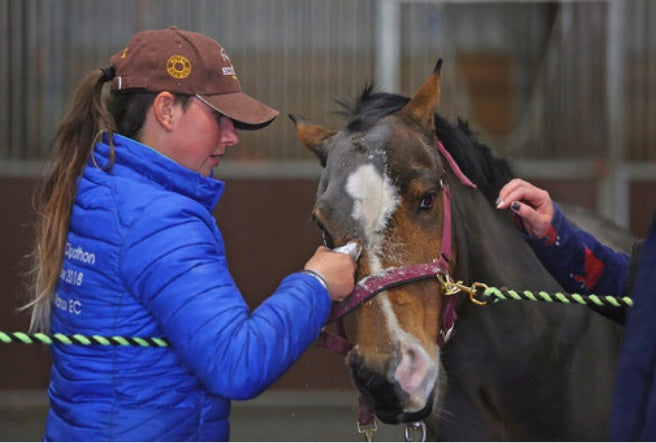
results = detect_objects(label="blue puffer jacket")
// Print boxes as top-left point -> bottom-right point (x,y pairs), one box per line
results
44,134 -> 332,441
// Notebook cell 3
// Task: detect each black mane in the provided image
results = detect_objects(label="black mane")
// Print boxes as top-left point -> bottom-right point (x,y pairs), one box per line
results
336,84 -> 514,205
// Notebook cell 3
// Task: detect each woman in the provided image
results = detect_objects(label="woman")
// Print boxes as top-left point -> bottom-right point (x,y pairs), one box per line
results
28,27 -> 355,441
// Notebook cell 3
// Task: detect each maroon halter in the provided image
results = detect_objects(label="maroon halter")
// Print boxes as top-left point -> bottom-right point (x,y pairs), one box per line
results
317,139 -> 477,355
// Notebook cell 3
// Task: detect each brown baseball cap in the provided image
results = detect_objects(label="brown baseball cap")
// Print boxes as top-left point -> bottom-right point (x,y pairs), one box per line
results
109,26 -> 279,130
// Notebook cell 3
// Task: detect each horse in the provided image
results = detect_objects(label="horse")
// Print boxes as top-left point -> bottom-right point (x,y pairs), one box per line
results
290,60 -> 624,440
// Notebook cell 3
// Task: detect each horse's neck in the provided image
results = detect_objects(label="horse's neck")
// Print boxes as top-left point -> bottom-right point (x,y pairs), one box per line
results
450,183 -> 562,293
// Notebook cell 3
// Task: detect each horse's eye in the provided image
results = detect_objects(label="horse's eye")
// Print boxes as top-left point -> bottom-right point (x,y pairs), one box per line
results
419,193 -> 437,210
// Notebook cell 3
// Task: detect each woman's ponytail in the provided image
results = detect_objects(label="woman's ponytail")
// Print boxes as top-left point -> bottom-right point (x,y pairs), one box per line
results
26,69 -> 117,332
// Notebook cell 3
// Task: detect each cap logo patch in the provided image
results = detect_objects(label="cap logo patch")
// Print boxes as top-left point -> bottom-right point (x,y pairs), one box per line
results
220,48 -> 231,62
219,48 -> 238,79
166,55 -> 192,79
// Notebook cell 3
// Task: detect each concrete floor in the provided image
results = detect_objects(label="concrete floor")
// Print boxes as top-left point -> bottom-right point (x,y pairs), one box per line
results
0,390 -> 402,441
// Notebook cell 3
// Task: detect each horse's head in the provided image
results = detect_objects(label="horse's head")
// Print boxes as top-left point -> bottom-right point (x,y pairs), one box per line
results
292,60 -> 453,424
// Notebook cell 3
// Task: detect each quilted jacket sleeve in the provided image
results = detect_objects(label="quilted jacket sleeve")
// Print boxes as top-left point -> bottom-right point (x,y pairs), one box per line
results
520,204 -> 632,323
119,194 -> 332,400
520,203 -> 630,295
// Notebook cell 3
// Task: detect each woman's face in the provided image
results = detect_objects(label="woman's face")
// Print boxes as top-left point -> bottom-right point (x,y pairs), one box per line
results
168,97 -> 239,177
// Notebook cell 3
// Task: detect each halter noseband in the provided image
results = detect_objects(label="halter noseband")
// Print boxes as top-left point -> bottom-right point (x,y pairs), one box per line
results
317,139 -> 477,354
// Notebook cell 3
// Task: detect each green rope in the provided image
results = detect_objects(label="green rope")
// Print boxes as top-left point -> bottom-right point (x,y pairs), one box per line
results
478,287 -> 633,308
0,287 -> 632,347
0,331 -> 170,347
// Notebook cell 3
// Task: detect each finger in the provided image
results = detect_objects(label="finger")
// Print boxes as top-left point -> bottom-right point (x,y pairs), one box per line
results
510,201 -> 548,237
510,200 -> 538,223
496,178 -> 528,208
500,183 -> 545,210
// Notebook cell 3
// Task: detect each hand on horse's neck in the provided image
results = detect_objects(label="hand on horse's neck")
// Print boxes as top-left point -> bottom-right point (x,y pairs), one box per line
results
451,185 -> 561,292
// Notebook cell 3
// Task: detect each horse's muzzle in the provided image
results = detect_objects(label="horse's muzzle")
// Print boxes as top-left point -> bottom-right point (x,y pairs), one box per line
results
348,352 -> 435,424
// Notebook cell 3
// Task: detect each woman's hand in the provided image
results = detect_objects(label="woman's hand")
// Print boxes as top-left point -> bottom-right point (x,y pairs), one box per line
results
304,246 -> 356,302
496,178 -> 555,238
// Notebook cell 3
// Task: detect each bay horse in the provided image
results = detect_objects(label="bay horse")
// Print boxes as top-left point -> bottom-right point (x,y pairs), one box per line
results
291,60 -> 623,440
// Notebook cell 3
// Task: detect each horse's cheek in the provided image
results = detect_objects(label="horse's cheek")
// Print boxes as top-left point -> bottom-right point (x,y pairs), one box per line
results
354,301 -> 394,355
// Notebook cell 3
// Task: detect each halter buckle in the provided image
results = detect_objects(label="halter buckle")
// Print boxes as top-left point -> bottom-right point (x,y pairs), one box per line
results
357,420 -> 377,442
439,323 -> 455,344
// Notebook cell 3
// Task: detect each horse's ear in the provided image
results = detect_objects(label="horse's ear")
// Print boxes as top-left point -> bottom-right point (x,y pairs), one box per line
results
289,114 -> 335,167
399,58 -> 443,132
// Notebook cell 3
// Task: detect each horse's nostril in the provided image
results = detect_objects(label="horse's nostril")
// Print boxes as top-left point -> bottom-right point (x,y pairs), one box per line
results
393,341 -> 436,407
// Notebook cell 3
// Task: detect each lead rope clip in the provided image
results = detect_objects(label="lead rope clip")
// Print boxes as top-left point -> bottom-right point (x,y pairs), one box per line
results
437,272 -> 488,306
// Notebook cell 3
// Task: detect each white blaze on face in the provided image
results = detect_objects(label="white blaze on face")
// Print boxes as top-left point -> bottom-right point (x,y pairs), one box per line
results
346,163 -> 438,411
345,162 -> 403,343
345,163 -> 399,272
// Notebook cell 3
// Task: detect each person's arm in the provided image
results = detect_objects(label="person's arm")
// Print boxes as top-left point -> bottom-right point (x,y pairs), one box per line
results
497,179 -> 631,323
120,196 -> 353,400
520,203 -> 630,296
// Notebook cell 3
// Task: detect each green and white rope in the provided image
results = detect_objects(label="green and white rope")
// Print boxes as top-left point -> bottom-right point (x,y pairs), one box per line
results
477,287 -> 633,308
0,331 -> 170,347
0,287 -> 631,347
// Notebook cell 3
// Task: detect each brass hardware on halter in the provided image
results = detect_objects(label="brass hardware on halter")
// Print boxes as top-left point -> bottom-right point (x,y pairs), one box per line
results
437,272 -> 461,297
437,273 -> 488,306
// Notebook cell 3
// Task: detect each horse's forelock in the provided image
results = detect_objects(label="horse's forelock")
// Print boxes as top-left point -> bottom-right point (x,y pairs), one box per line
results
336,85 -> 514,205
335,84 -> 410,132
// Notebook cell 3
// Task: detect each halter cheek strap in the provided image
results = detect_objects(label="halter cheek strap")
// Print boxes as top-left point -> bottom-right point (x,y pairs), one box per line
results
434,138 -> 477,346
435,138 -> 477,189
